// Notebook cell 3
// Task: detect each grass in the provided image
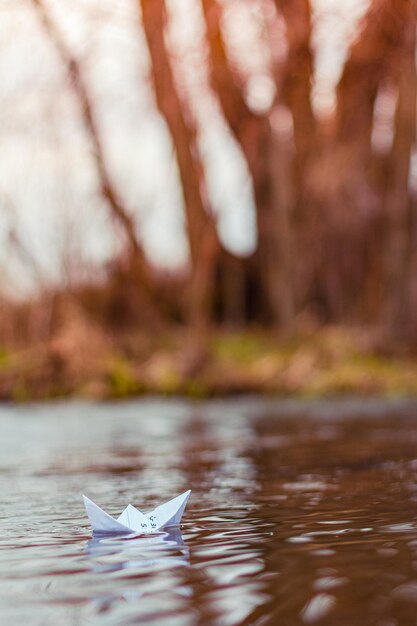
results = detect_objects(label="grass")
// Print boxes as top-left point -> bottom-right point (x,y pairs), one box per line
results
1,326 -> 417,401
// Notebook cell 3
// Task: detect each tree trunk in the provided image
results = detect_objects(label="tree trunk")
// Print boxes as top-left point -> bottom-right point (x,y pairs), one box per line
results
302,0 -> 414,323
201,0 -> 295,328
381,9 -> 416,339
336,0 -> 413,175
140,0 -> 220,368
273,0 -> 315,173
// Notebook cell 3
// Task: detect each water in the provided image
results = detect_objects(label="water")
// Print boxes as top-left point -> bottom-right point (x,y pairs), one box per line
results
1,398 -> 417,625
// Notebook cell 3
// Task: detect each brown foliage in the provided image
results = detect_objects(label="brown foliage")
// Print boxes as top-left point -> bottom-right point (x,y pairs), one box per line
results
3,0 -> 417,379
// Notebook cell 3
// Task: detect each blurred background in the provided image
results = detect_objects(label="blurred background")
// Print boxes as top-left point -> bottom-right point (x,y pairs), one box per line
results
0,0 -> 416,399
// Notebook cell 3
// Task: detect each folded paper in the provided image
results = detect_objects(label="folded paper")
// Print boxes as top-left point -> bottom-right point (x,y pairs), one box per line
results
83,490 -> 191,534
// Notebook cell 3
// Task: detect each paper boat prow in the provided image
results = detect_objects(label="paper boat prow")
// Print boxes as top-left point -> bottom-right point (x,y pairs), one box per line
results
152,490 -> 191,529
83,490 -> 191,535
82,495 -> 132,534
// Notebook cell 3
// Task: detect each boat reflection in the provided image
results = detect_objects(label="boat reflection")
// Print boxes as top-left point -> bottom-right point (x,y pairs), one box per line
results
85,527 -> 189,573
84,528 -> 191,611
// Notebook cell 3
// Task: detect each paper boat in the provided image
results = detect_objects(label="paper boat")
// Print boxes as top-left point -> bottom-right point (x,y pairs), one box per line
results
83,490 -> 191,534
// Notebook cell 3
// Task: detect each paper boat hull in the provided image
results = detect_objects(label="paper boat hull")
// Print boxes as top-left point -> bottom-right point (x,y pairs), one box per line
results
83,490 -> 191,535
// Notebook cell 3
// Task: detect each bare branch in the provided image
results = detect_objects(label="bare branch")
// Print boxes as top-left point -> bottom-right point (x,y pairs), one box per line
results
30,0 -> 151,288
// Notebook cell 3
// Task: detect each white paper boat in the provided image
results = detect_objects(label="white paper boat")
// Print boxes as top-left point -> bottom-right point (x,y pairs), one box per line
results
83,490 -> 191,534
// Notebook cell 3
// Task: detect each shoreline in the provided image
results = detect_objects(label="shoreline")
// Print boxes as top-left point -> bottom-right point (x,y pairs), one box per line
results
2,328 -> 417,402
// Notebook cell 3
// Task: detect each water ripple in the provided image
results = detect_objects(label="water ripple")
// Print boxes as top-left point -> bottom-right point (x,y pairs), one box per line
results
1,400 -> 417,625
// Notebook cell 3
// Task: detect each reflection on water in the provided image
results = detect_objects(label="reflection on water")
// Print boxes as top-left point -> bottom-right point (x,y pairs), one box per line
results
86,528 -> 189,573
85,528 -> 190,611
1,398 -> 417,625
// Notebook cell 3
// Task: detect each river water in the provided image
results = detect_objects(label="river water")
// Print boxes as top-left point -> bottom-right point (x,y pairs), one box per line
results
1,398 -> 417,625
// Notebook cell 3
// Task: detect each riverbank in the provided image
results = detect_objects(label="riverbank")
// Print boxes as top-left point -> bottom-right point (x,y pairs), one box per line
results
2,322 -> 417,401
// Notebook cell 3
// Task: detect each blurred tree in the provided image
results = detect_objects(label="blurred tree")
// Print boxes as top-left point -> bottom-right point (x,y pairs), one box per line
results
30,0 -> 163,326
295,0 -> 416,327
5,0 -> 416,354
274,0 -> 315,174
381,4 -> 416,339
140,0 -> 221,368
201,0 -> 295,328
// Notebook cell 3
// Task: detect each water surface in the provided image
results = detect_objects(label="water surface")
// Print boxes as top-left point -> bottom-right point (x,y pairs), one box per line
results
1,398 -> 417,625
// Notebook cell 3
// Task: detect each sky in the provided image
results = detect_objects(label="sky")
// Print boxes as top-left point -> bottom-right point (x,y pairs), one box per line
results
0,0 -> 369,294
